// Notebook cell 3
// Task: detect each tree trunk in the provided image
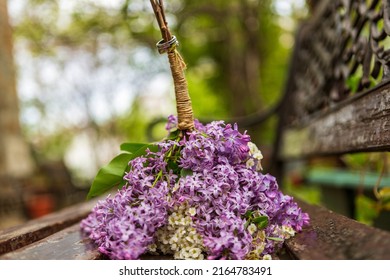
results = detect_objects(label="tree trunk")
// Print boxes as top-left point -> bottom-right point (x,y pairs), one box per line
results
0,0 -> 35,179
227,1 -> 262,117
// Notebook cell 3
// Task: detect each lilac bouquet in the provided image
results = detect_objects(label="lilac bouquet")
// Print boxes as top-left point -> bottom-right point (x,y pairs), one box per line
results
80,115 -> 309,260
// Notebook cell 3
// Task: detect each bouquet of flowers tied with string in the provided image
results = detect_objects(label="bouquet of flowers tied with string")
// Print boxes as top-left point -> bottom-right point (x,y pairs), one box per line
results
80,0 -> 309,260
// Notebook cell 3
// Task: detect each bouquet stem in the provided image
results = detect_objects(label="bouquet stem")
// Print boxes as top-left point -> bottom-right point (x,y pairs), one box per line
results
150,0 -> 194,131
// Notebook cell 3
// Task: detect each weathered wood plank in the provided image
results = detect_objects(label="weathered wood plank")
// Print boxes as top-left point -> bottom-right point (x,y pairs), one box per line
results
0,196 -> 175,260
280,81 -> 390,159
0,224 -> 103,260
0,197 -> 99,255
285,200 -> 390,259
0,223 -> 174,260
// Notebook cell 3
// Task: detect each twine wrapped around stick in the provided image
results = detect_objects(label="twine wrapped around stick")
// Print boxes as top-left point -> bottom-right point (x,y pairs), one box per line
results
150,0 -> 194,131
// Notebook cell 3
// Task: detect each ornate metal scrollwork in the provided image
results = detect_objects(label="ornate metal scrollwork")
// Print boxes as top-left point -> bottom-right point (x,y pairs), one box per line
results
290,0 -> 390,122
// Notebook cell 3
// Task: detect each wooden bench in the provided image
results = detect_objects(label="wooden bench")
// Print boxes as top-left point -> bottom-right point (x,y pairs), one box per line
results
272,0 -> 390,259
1,0 -> 390,260
1,196 -> 390,260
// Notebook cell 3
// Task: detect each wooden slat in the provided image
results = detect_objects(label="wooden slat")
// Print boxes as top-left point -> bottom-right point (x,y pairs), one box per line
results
0,196 -> 174,260
0,223 -> 174,260
285,200 -> 390,259
0,197 -> 99,255
280,81 -> 390,159
0,224 -> 103,260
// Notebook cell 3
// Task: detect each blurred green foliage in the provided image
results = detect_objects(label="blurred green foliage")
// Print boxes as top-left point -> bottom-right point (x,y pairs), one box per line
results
352,153 -> 390,226
11,0 -> 304,179
9,0 -> 389,230
355,194 -> 380,226
284,180 -> 322,206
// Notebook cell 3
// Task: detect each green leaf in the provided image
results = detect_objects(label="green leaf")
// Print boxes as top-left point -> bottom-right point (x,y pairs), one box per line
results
87,153 -> 133,199
355,194 -> 379,225
167,129 -> 181,140
87,144 -> 158,199
267,237 -> 284,242
120,142 -> 148,153
253,216 -> 269,229
244,210 -> 253,218
123,143 -> 159,158
180,168 -> 193,177
167,160 -> 180,174
378,188 -> 390,204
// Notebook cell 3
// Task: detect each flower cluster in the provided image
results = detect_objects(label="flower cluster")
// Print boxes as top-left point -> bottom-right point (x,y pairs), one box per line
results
81,115 -> 309,260
154,202 -> 205,259
80,153 -> 171,260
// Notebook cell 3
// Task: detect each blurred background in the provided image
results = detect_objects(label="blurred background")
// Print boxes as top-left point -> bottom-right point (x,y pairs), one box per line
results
0,0 -> 388,231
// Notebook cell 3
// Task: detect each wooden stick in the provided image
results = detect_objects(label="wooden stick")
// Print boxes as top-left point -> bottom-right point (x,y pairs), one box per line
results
150,0 -> 194,131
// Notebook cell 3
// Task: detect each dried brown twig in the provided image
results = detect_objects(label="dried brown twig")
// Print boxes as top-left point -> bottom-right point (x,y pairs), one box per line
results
149,0 -> 194,131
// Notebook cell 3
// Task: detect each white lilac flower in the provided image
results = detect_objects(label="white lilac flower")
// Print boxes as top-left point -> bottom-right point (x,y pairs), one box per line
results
246,158 -> 255,169
282,225 -> 296,238
248,223 -> 257,235
247,142 -> 263,171
189,247 -> 202,258
153,203 -> 205,260
188,207 -> 197,216
148,243 -> 157,252
263,254 -> 272,260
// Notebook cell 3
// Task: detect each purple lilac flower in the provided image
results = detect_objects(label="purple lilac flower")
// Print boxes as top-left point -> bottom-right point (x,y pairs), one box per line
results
179,132 -> 216,172
165,115 -> 177,131
81,116 -> 309,260
203,228 -> 251,260
165,114 -> 205,132
220,123 -> 251,163
175,121 -> 308,258
80,142 -> 177,260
